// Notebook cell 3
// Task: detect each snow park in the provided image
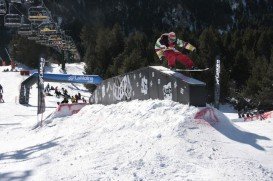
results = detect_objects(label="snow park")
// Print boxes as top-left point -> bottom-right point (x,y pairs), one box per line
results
1,0 -> 273,181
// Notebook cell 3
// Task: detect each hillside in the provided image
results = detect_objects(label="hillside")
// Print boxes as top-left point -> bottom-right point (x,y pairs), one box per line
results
44,0 -> 272,32
0,64 -> 273,180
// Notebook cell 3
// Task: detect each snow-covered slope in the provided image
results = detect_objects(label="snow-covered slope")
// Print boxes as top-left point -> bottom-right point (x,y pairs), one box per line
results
0,64 -> 273,181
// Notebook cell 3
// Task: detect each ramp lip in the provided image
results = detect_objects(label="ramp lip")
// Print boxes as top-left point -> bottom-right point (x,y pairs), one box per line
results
149,66 -> 206,85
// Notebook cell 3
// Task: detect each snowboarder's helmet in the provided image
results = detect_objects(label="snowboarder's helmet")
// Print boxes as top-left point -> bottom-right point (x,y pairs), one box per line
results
168,32 -> 176,42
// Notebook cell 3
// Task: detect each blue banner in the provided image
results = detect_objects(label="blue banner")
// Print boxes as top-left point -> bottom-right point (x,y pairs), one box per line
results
32,73 -> 103,85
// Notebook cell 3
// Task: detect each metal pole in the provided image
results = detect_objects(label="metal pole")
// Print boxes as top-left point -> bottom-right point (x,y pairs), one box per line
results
214,58 -> 221,109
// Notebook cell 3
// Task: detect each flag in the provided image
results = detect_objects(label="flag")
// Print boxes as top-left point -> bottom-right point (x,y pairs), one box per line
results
37,58 -> 46,114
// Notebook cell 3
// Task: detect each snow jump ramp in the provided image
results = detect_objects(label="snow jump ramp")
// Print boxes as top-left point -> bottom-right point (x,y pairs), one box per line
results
47,103 -> 88,119
90,66 -> 207,107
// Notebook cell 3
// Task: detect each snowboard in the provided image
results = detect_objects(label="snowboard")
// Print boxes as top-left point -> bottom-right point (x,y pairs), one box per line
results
173,67 -> 210,72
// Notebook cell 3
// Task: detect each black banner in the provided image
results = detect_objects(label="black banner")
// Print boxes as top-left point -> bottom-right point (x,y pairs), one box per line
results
37,58 -> 46,114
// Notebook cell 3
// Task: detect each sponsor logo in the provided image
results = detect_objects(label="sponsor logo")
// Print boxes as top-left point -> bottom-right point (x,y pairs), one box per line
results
68,75 -> 94,83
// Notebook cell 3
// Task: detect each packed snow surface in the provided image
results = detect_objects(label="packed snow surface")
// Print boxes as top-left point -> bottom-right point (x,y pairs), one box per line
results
0,64 -> 273,181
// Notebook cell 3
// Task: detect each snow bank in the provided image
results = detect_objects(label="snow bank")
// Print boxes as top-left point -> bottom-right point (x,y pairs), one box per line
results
27,100 -> 272,181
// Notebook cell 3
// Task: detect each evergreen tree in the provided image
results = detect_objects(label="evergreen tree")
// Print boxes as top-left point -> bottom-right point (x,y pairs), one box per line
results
110,31 -> 150,75
10,35 -> 50,68
256,30 -> 271,60
198,27 -> 221,68
83,24 -> 125,79
244,56 -> 268,97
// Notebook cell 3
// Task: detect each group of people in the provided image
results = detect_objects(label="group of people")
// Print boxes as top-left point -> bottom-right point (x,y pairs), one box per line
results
44,83 -> 87,105
0,84 -> 4,103
2,68 -> 10,72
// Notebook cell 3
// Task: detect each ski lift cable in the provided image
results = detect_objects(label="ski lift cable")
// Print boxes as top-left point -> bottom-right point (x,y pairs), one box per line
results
5,48 -> 12,62
40,0 -> 53,22
8,2 -> 24,16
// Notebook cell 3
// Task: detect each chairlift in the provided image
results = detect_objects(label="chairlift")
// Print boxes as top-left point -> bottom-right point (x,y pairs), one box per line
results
4,14 -> 22,27
18,23 -> 33,36
43,40 -> 53,47
48,32 -> 64,45
35,35 -> 48,43
36,39 -> 48,45
40,41 -> 48,46
39,22 -> 57,35
59,42 -> 69,50
70,44 -> 77,50
47,42 -> 58,48
27,31 -> 39,41
10,0 -> 22,3
48,34 -> 62,41
28,35 -> 39,41
0,0 -> 7,15
28,6 -> 50,22
61,35 -> 72,45
70,48 -> 78,53
24,0 -> 34,4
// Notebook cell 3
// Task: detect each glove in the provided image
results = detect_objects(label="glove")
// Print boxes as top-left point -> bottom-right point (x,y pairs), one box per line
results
160,45 -> 167,50
177,39 -> 183,47
185,43 -> 196,52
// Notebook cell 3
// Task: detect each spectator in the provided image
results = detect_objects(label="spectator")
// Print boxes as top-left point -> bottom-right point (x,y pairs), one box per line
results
63,91 -> 70,99
0,84 -> 3,93
75,94 -> 79,103
78,92 -> 81,99
0,93 -> 4,103
61,97 -> 68,104
45,83 -> 50,93
55,87 -> 61,98
71,96 -> 76,103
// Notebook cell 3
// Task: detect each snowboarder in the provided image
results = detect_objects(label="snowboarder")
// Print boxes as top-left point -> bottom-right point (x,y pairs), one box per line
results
155,32 -> 196,70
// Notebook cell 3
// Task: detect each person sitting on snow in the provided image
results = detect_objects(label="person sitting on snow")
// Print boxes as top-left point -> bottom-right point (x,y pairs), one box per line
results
71,96 -> 76,103
155,32 -> 196,70
61,97 -> 69,104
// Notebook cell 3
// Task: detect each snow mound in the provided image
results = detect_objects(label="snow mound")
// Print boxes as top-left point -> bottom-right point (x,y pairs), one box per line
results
34,99 -> 273,181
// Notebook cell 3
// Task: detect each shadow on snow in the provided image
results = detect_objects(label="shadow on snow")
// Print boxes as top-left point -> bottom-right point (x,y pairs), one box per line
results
0,137 -> 61,162
213,111 -> 271,151
0,170 -> 32,181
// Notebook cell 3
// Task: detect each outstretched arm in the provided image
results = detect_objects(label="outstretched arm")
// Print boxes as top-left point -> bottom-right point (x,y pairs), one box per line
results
177,39 -> 196,51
